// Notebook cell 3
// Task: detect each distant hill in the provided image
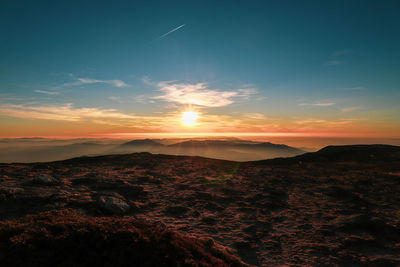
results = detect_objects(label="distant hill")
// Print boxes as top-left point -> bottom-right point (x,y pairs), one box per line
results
116,139 -> 305,161
1,138 -> 305,163
6,139 -> 399,164
168,140 -> 257,147
256,144 -> 400,164
121,139 -> 164,147
0,142 -> 114,163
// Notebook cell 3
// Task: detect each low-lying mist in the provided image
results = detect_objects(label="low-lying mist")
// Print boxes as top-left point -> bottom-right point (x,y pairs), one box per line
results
1,136 -> 399,163
0,137 -> 306,163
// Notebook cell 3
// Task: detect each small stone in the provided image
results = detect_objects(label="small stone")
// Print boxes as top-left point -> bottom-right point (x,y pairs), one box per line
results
98,196 -> 130,214
34,174 -> 57,184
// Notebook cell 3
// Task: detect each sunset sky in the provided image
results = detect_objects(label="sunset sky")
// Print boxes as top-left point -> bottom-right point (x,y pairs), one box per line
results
1,0 -> 399,138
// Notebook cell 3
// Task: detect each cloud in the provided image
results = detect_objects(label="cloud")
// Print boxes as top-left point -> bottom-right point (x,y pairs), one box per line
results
244,113 -> 267,120
142,76 -> 152,85
0,103 -> 137,122
341,106 -> 361,112
159,24 -> 185,39
76,78 -> 101,84
238,88 -> 258,98
0,101 -> 373,135
324,60 -> 341,66
109,96 -> 122,102
152,81 -> 258,107
34,90 -> 60,95
299,102 -> 336,107
62,78 -> 129,88
295,117 -> 367,127
132,95 -> 147,104
76,78 -> 128,88
296,119 -> 327,125
0,102 -> 266,132
0,103 -> 181,130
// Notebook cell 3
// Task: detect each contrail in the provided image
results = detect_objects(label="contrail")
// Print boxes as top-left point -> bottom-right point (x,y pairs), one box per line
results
159,24 -> 185,39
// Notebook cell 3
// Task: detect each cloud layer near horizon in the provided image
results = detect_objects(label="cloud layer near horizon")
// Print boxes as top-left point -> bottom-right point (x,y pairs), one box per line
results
0,102 -> 372,137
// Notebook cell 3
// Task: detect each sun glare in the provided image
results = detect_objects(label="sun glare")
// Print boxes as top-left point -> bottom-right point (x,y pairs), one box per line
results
181,111 -> 199,126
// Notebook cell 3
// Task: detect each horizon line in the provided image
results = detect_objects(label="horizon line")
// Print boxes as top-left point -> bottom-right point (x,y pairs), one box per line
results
1,132 -> 399,139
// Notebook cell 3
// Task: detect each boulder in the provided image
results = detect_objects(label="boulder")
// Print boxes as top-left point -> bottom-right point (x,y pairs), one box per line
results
98,196 -> 130,214
34,174 -> 58,184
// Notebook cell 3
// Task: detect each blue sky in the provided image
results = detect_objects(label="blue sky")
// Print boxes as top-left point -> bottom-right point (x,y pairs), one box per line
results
0,0 -> 399,137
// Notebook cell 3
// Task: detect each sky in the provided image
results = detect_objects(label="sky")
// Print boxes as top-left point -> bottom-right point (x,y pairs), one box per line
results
0,0 -> 399,139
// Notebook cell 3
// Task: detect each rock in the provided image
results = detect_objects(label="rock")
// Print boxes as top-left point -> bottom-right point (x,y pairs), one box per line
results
98,196 -> 130,214
34,174 -> 58,184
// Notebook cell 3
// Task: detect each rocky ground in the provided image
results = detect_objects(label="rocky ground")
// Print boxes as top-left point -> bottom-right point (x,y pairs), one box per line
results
1,145 -> 400,266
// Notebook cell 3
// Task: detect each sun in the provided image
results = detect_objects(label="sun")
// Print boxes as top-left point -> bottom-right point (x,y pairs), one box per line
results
181,111 -> 199,126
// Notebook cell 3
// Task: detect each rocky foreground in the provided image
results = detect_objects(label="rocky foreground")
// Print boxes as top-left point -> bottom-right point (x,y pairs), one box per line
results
0,145 -> 400,266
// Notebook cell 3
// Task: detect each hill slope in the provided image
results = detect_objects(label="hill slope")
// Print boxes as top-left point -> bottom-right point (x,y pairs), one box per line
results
256,144 -> 400,164
0,209 -> 244,267
0,145 -> 399,265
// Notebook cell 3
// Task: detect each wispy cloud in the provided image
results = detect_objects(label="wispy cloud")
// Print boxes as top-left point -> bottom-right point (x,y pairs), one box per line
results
132,95 -> 147,104
0,102 -> 270,132
0,101 -> 373,135
324,60 -> 341,66
109,96 -> 122,102
296,119 -> 327,125
299,102 -> 336,107
159,24 -> 185,39
34,90 -> 60,95
238,87 -> 258,99
295,117 -> 367,127
0,103 -> 171,130
341,106 -> 361,112
0,103 -> 136,122
76,78 -> 128,87
61,78 -> 129,88
152,81 -> 258,107
244,113 -> 267,120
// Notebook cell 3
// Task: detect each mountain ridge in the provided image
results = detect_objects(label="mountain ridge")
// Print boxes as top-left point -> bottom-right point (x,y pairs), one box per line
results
254,144 -> 400,165
11,144 -> 399,166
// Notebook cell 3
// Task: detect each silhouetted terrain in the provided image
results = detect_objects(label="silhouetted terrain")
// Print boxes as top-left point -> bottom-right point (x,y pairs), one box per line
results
0,145 -> 400,266
118,139 -> 305,161
0,138 -> 305,163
